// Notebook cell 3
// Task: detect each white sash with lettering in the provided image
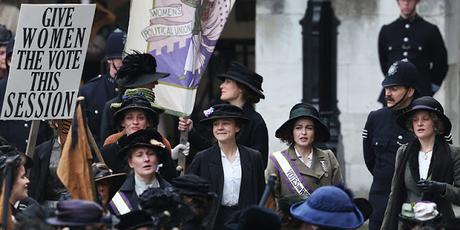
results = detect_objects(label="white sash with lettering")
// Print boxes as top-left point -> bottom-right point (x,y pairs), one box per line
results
272,151 -> 311,198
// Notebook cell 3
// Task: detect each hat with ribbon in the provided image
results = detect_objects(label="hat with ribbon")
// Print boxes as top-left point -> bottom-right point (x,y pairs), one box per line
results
290,186 -> 364,229
199,104 -> 249,126
46,200 -> 109,227
217,62 -> 265,99
111,88 -> 159,126
117,129 -> 168,161
275,103 -> 330,142
397,96 -> 452,137
92,163 -> 127,198
115,51 -> 169,88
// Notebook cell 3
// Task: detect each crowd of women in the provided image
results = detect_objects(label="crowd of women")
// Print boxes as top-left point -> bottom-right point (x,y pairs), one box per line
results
0,34 -> 459,230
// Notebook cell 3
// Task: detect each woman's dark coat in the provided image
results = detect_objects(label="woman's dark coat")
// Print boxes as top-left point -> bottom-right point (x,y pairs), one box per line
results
187,144 -> 266,229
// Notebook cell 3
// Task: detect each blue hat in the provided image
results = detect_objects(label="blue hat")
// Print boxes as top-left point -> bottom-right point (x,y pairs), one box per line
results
382,59 -> 418,91
290,186 -> 364,229
105,28 -> 126,59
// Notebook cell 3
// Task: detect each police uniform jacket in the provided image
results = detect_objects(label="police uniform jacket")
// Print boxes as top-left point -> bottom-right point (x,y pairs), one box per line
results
265,146 -> 343,199
108,172 -> 171,216
188,103 -> 269,167
78,74 -> 118,146
99,95 -> 121,143
187,144 -> 266,228
362,107 -> 415,228
378,15 -> 448,98
381,144 -> 460,230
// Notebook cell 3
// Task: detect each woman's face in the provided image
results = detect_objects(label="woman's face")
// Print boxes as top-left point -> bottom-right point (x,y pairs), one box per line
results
412,110 -> 435,140
96,180 -> 110,206
212,118 -> 240,143
128,147 -> 158,179
293,118 -> 315,148
122,109 -> 149,135
220,79 -> 243,102
11,165 -> 29,203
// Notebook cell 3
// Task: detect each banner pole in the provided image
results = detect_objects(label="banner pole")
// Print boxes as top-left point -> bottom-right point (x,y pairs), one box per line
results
176,116 -> 189,176
25,120 -> 40,158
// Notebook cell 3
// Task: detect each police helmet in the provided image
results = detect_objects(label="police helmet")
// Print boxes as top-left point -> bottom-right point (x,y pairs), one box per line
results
0,25 -> 12,46
105,28 -> 126,60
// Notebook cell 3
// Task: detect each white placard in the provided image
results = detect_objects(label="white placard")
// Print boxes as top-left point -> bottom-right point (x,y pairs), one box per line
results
1,4 -> 95,120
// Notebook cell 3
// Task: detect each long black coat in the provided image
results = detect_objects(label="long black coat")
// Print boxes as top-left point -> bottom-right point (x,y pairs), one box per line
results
28,138 -> 56,203
188,104 -> 269,167
362,107 -> 415,230
108,173 -> 171,216
378,15 -> 448,102
187,144 -> 265,229
78,74 -> 118,147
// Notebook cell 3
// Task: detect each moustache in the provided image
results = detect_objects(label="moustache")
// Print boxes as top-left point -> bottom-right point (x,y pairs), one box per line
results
385,96 -> 394,102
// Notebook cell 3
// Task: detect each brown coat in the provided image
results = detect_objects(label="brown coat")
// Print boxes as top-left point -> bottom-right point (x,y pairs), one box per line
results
381,144 -> 460,230
265,146 -> 343,199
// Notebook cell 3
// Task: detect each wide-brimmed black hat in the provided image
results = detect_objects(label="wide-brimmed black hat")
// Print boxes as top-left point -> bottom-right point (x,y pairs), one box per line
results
111,89 -> 159,126
117,129 -> 168,161
200,104 -> 249,126
105,28 -> 126,60
46,200 -> 107,227
225,205 -> 281,230
397,96 -> 452,136
0,25 -> 12,46
116,51 -> 169,88
172,174 -> 217,198
217,62 -> 265,99
116,210 -> 152,230
382,59 -> 418,91
92,163 -> 127,198
0,138 -> 33,170
275,103 -> 330,142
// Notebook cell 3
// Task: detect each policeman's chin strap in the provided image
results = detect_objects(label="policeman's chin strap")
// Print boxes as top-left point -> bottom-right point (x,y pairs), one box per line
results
388,88 -> 409,110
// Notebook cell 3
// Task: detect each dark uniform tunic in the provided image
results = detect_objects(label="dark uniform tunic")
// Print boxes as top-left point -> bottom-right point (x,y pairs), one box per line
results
378,15 -> 448,102
362,107 -> 415,230
78,74 -> 118,147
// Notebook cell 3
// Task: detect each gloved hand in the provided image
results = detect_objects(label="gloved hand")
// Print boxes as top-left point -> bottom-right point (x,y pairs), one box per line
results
417,179 -> 447,194
171,142 -> 190,160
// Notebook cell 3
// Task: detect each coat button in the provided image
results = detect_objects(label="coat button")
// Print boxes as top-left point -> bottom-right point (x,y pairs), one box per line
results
24,123 -> 28,128
403,51 -> 408,56
375,142 -> 379,145
398,135 -> 403,140
388,46 -> 392,51
403,37 -> 409,42
405,24 -> 410,29
418,46 -> 422,50
95,110 -> 99,115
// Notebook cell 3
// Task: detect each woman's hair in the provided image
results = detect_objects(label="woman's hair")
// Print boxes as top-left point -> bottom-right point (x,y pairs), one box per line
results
277,117 -> 316,145
238,83 -> 260,105
406,111 -> 445,135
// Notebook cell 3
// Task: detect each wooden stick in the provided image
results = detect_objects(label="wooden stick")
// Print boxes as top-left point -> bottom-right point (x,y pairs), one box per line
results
25,120 -> 40,158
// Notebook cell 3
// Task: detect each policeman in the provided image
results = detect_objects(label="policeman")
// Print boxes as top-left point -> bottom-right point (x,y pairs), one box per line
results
0,24 -> 12,80
79,28 -> 126,146
377,0 -> 447,104
363,60 -> 418,230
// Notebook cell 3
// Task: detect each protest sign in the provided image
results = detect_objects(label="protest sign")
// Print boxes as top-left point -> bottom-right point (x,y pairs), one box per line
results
126,0 -> 236,116
1,4 -> 95,120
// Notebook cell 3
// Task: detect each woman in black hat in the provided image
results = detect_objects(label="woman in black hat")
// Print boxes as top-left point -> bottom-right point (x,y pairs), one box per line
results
382,96 -> 460,229
108,129 -> 172,216
265,103 -> 343,209
179,62 -> 269,166
100,88 -> 177,182
91,163 -> 126,214
187,104 -> 265,230
0,141 -> 38,229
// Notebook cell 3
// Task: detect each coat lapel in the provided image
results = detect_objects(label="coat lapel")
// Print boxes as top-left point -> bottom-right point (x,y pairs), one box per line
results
288,147 -> 325,180
208,145 -> 224,203
238,145 -> 251,204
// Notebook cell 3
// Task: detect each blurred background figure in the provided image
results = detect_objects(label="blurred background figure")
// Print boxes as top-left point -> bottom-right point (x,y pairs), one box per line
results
91,162 -> 126,214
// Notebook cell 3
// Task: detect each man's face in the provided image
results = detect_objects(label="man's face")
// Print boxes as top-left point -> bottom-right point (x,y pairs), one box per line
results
398,0 -> 418,18
107,58 -> 123,78
384,85 -> 411,108
0,46 -> 7,70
